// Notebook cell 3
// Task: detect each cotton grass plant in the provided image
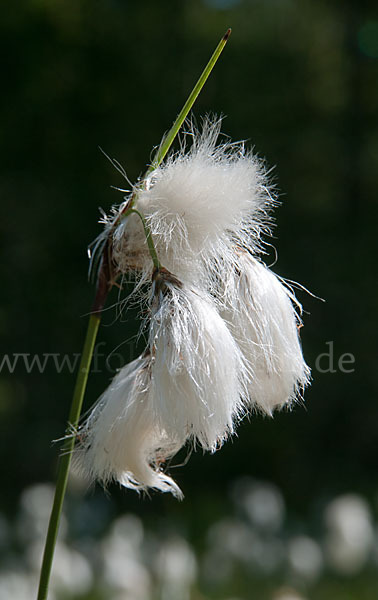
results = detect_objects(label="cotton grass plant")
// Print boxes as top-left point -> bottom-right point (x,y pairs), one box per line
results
37,29 -> 231,600
77,119 -> 310,498
37,28 -> 310,600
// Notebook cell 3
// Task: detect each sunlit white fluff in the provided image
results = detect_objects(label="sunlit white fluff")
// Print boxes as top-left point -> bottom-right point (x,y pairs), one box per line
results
81,118 -> 311,496
222,251 -> 310,415
149,269 -> 247,451
75,269 -> 247,497
110,117 -> 276,286
74,356 -> 183,498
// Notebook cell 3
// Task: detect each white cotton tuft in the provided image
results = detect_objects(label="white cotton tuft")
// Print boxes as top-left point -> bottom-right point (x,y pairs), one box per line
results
149,269 -> 247,452
74,269 -> 247,497
221,251 -> 310,415
110,117 -> 276,286
82,117 -> 312,497
74,356 -> 183,498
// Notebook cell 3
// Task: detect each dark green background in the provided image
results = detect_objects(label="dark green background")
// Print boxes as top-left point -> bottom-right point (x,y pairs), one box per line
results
1,0 -> 378,595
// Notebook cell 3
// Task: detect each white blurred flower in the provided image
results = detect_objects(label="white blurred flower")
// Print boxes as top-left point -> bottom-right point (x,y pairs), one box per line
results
201,547 -> 234,585
16,484 -> 67,544
206,515 -> 284,575
107,514 -> 145,551
0,571 -> 42,600
155,535 -> 197,600
245,535 -> 285,574
101,516 -> 151,599
26,540 -> 92,596
324,494 -> 374,574
207,518 -> 256,562
287,535 -> 323,581
232,478 -> 285,533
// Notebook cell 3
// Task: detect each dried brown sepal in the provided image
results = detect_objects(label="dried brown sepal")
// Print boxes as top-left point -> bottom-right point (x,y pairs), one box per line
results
91,238 -> 120,314
152,266 -> 183,297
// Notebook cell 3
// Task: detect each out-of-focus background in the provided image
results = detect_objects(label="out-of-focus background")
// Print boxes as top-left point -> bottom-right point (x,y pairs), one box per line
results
1,1 -> 378,598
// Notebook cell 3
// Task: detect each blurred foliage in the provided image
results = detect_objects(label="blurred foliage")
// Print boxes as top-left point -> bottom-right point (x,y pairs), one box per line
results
1,0 -> 378,597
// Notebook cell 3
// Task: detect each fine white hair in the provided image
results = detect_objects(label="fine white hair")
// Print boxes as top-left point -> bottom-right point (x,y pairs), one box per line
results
221,251 -> 311,415
74,356 -> 183,498
75,270 -> 248,497
80,117 -> 311,496
149,269 -> 247,451
110,117 -> 276,288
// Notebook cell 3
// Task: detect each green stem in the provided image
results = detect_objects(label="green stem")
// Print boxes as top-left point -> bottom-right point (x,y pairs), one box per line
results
37,28 -> 231,600
125,208 -> 161,269
37,314 -> 100,600
117,29 -> 232,258
117,28 -> 231,221
147,28 -> 231,175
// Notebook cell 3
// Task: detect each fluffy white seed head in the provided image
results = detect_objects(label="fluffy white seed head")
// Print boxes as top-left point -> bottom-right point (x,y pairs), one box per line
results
221,251 -> 310,415
110,117 -> 276,286
74,356 -> 183,498
75,270 -> 248,497
149,269 -> 247,451
81,117 -> 311,497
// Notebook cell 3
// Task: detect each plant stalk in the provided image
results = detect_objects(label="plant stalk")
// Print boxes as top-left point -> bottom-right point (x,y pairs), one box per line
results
36,314 -> 100,600
126,208 -> 161,269
36,28 -> 231,600
147,28 -> 231,175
